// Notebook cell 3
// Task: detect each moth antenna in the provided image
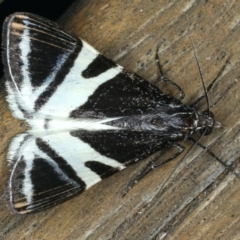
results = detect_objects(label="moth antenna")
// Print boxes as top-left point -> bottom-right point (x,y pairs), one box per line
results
189,137 -> 240,179
190,58 -> 230,108
148,133 -> 204,201
185,17 -> 233,175
188,31 -> 210,115
188,137 -> 226,167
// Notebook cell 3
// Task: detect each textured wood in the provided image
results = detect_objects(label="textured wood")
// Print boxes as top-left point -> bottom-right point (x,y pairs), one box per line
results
1,1 -> 240,239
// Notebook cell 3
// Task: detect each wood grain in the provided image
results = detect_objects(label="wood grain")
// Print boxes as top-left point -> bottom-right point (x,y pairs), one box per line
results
1,0 -> 240,239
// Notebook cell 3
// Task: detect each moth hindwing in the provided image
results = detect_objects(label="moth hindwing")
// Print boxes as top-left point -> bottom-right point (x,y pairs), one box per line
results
2,12 -> 215,214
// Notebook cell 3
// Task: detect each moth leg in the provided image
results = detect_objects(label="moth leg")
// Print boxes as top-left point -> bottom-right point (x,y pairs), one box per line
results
157,76 -> 185,101
151,143 -> 185,168
155,45 -> 185,100
122,143 -> 184,196
188,137 -> 240,179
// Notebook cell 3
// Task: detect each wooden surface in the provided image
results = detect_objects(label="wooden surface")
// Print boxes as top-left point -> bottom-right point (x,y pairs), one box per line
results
1,0 -> 240,239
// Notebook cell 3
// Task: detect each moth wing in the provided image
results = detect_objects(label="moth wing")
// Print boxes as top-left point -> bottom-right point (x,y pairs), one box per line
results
3,12 -> 176,121
7,130 -> 169,213
7,132 -> 123,213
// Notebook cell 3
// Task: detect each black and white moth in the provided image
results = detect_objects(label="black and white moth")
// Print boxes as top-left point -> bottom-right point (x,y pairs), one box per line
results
2,12 -> 217,214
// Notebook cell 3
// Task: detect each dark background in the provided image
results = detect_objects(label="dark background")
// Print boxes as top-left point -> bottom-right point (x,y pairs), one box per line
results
0,0 -> 75,78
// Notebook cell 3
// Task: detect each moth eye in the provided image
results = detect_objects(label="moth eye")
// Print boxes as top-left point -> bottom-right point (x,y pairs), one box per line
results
202,110 -> 214,119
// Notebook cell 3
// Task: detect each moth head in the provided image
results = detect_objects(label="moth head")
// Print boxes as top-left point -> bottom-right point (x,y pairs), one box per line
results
198,110 -> 221,135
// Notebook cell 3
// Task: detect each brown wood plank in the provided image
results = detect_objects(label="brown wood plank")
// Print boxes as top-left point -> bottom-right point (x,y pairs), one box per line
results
1,1 -> 240,239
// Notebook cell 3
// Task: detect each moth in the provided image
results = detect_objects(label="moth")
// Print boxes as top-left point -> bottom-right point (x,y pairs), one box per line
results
2,12 -> 217,214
